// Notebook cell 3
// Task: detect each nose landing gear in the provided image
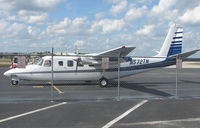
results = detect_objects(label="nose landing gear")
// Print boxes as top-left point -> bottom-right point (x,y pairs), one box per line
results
11,79 -> 19,86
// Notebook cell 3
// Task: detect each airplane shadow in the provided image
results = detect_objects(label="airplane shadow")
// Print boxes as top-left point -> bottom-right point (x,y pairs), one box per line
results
180,80 -> 200,85
20,80 -> 174,98
20,81 -> 98,87
109,81 -> 174,97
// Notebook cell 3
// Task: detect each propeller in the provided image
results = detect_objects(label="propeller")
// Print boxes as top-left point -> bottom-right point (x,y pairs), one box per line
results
74,57 -> 82,72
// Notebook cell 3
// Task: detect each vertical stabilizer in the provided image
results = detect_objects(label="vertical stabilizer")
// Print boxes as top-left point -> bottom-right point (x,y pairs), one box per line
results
156,24 -> 183,57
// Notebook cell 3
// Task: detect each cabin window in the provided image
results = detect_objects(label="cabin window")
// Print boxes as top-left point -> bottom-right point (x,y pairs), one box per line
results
44,60 -> 51,67
58,61 -> 63,66
67,60 -> 73,67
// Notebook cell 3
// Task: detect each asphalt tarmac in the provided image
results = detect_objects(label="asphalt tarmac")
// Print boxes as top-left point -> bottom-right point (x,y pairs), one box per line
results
0,66 -> 200,128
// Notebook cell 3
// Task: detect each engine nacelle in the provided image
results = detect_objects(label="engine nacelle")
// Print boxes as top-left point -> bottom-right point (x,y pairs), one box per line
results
80,57 -> 99,65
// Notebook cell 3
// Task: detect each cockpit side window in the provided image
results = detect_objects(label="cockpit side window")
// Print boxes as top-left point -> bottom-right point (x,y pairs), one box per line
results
44,60 -> 51,67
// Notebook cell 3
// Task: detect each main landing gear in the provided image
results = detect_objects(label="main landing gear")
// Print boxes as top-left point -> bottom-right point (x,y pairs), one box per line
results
98,77 -> 109,87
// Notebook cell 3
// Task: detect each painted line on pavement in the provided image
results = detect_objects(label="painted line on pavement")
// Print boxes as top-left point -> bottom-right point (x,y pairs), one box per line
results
119,117 -> 200,126
0,102 -> 67,123
53,85 -> 63,93
102,100 -> 148,128
32,86 -> 44,88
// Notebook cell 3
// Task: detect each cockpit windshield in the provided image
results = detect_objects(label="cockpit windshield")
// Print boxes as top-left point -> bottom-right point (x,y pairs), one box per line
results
35,59 -> 44,66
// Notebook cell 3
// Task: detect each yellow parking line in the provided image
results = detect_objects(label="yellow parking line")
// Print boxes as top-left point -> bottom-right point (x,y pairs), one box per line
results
32,86 -> 44,88
32,83 -> 63,94
53,86 -> 63,93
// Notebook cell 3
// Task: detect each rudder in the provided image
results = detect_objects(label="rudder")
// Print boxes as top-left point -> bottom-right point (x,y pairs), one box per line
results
156,24 -> 183,57
167,26 -> 183,56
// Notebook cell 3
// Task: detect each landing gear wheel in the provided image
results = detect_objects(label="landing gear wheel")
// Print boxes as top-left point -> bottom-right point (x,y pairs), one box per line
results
11,80 -> 19,86
99,77 -> 108,87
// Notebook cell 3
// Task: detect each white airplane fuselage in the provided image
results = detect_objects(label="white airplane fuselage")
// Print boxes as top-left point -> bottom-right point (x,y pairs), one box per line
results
4,56 -> 170,82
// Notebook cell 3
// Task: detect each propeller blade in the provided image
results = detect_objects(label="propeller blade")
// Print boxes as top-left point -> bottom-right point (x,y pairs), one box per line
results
76,61 -> 78,72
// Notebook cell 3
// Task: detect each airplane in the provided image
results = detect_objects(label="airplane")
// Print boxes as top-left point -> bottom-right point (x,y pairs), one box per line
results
3,24 -> 200,87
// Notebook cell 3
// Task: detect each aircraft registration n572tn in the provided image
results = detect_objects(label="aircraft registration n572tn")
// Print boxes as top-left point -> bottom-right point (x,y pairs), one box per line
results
4,24 -> 200,87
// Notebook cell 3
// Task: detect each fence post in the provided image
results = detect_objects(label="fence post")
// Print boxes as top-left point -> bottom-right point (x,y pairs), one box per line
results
176,55 -> 182,98
117,56 -> 120,101
51,48 -> 54,102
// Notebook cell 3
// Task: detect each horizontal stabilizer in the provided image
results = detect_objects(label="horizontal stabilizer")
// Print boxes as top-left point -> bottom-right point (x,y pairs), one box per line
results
169,49 -> 200,58
183,58 -> 200,61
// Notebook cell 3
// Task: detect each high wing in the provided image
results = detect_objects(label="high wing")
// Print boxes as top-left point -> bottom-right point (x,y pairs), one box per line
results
74,46 -> 135,66
93,46 -> 136,57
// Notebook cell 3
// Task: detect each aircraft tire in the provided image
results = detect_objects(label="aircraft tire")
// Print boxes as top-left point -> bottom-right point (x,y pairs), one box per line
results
99,77 -> 108,87
11,80 -> 19,86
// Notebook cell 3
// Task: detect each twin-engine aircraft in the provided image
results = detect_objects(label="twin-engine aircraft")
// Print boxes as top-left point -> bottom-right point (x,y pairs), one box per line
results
4,24 -> 200,87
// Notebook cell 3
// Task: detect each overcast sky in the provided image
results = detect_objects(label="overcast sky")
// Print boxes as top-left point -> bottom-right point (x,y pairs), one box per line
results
0,0 -> 200,56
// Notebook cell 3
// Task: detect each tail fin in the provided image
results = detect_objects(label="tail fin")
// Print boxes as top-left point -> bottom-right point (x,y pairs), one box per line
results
156,24 -> 183,57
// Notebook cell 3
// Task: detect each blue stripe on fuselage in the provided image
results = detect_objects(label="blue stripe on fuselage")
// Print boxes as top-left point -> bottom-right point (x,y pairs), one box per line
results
123,57 -> 132,62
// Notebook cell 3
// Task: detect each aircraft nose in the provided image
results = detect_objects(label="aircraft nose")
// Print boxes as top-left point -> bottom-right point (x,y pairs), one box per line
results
4,70 -> 11,77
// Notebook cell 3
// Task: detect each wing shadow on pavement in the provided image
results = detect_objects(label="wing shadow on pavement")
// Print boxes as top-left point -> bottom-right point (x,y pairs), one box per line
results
109,80 -> 174,97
